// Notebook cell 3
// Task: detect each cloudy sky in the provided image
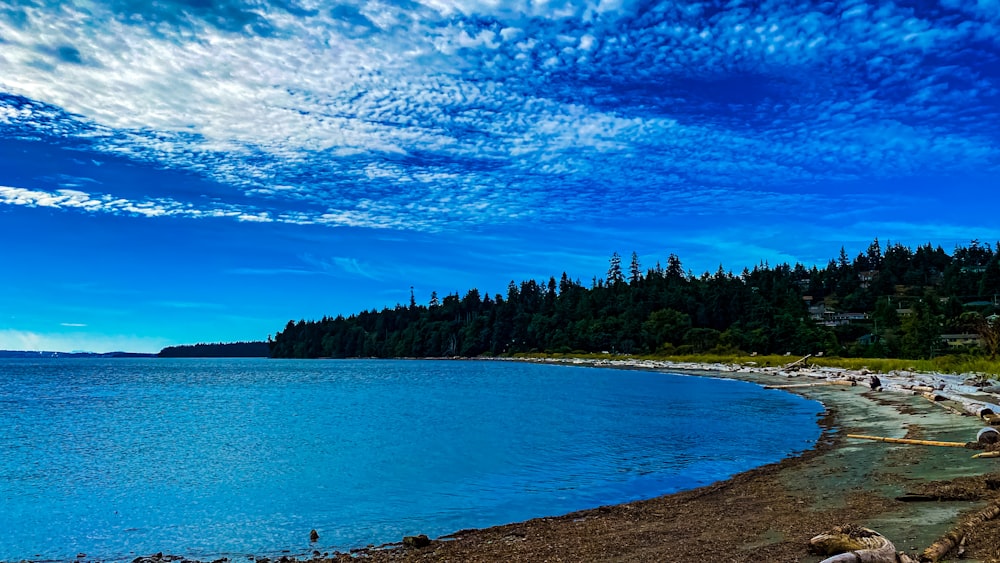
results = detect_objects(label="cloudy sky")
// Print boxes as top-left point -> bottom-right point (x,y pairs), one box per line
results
1,0 -> 998,352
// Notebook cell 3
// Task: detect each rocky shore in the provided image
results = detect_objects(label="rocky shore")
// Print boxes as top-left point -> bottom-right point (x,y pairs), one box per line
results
14,358 -> 1000,563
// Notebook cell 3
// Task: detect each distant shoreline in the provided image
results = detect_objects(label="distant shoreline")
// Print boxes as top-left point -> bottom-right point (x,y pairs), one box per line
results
0,350 -> 157,358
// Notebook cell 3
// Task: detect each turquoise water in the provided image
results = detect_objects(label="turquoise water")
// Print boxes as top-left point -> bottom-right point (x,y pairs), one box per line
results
0,359 -> 823,561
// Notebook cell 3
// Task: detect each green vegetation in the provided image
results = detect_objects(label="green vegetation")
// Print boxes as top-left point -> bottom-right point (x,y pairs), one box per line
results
270,239 -> 1000,371
509,351 -> 1000,376
159,341 -> 270,358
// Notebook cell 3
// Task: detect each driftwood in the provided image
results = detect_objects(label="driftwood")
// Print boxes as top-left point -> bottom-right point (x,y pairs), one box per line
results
764,380 -> 855,390
972,451 -> 1000,459
897,493 -> 945,502
920,500 -> 1000,561
783,354 -> 812,370
936,393 -> 998,420
965,403 -> 996,419
921,394 -> 967,416
809,525 -> 916,563
978,427 -> 1000,444
847,434 -> 975,449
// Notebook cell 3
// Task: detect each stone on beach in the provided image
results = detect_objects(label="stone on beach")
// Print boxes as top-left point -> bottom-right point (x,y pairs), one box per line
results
402,534 -> 431,548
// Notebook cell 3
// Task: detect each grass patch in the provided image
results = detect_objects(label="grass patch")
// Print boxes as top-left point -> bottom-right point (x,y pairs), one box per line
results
510,351 -> 1000,376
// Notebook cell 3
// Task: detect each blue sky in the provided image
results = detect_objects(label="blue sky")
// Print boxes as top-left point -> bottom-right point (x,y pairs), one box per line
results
1,0 -> 999,352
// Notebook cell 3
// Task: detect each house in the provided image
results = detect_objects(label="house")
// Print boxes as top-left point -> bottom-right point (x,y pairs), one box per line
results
940,333 -> 982,347
808,302 -> 826,320
858,270 -> 878,289
820,310 -> 869,327
857,333 -> 878,346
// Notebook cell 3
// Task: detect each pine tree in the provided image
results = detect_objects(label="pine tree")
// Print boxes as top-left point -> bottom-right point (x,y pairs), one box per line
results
608,252 -> 624,285
979,255 -> 1000,298
666,253 -> 684,279
867,237 -> 882,269
629,252 -> 642,284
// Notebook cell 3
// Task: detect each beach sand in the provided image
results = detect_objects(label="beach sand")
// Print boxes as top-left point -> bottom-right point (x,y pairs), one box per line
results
339,363 -> 1000,563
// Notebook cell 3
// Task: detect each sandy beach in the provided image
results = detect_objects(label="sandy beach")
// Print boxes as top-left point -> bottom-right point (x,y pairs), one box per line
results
335,359 -> 1000,563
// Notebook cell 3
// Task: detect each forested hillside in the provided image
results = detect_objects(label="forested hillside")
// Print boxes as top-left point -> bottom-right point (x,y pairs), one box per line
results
270,240 -> 1000,360
159,341 -> 270,358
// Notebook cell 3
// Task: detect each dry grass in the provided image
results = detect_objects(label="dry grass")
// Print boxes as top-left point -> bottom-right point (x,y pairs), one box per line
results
510,351 -> 1000,376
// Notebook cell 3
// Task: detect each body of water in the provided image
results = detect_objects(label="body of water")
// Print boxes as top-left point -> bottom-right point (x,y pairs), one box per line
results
0,358 -> 823,561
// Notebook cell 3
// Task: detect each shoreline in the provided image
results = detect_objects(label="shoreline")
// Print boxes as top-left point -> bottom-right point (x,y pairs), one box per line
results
9,358 -> 1000,562
351,358 -> 1000,562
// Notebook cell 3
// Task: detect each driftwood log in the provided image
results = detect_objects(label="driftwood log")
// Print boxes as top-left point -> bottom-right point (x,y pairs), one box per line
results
920,500 -> 1000,561
921,393 -> 966,416
847,434 -> 975,449
977,427 -> 1000,445
809,525 -> 916,563
764,380 -> 855,390
783,354 -> 812,369
936,393 -> 999,420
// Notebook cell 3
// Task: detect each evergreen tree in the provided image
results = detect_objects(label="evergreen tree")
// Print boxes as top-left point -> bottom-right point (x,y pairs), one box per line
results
838,246 -> 850,268
900,300 -> 943,359
629,251 -> 642,285
608,252 -> 625,285
979,255 -> 1000,298
866,237 -> 882,269
666,254 -> 684,279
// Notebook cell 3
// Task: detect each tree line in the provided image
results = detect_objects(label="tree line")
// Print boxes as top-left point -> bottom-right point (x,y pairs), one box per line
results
159,341 -> 270,358
269,240 -> 1000,360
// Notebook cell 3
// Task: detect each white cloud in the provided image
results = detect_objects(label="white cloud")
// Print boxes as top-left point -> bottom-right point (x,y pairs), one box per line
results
299,254 -> 383,280
0,0 -> 997,231
0,184 -> 267,221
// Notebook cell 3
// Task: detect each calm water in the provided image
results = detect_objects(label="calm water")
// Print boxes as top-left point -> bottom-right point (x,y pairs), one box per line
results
0,359 -> 823,561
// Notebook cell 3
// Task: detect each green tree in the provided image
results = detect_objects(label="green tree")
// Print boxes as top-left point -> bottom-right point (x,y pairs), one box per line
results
683,327 -> 721,353
866,237 -> 882,269
642,309 -> 691,351
608,252 -> 625,285
900,300 -> 942,359
961,312 -> 1000,359
666,253 -> 684,279
979,256 -> 1000,298
629,251 -> 642,285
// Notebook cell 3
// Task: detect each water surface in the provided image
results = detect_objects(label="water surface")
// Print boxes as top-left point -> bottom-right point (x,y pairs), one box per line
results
0,358 -> 822,560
